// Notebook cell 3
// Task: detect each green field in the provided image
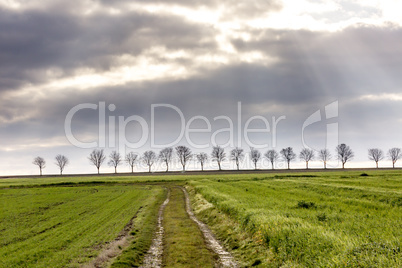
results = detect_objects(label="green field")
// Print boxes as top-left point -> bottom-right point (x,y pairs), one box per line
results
0,170 -> 401,267
189,172 -> 402,267
0,184 -> 164,267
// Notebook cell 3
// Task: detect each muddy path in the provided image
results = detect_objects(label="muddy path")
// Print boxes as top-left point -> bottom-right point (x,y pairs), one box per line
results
181,187 -> 238,268
140,188 -> 171,268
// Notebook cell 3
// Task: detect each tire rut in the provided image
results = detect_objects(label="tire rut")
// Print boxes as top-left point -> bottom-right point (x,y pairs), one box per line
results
180,187 -> 238,268
140,188 -> 170,268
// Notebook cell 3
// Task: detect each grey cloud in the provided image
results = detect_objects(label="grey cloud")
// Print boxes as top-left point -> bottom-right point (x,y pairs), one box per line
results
0,7 -> 216,92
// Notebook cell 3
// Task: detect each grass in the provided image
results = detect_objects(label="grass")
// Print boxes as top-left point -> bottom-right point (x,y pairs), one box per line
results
1,170 -> 401,267
111,186 -> 167,267
162,187 -> 217,267
0,184 -> 164,268
189,171 -> 402,267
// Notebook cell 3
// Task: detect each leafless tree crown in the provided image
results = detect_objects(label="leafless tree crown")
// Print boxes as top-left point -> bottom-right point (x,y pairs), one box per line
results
336,144 -> 354,168
388,148 -> 402,168
196,152 -> 208,171
159,147 -> 173,172
142,150 -> 157,172
108,151 -> 122,173
280,147 -> 296,169
211,146 -> 226,170
175,146 -> 192,171
264,149 -> 279,170
250,147 -> 261,169
55,154 -> 69,175
33,156 -> 46,175
299,148 -> 315,169
318,149 -> 331,169
125,152 -> 138,173
230,147 -> 244,170
88,149 -> 106,174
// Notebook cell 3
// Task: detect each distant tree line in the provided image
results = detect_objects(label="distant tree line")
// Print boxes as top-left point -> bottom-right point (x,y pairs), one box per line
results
32,144 -> 402,175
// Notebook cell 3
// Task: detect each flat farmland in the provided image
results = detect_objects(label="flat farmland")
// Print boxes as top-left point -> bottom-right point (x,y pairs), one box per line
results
189,172 -> 402,267
0,170 -> 401,267
0,185 -> 164,267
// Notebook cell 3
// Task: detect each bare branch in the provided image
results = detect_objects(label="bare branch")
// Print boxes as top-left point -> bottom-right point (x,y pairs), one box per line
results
336,144 -> 354,169
230,147 -> 244,170
318,149 -> 331,169
368,148 -> 384,168
55,155 -> 69,175
108,151 -> 122,173
387,148 -> 402,168
125,152 -> 138,173
211,146 -> 226,171
142,150 -> 157,173
175,146 -> 192,171
280,147 -> 296,169
264,150 -> 279,170
159,147 -> 173,172
33,156 -> 46,176
299,148 -> 315,169
250,147 -> 261,170
196,153 -> 208,171
88,149 -> 106,174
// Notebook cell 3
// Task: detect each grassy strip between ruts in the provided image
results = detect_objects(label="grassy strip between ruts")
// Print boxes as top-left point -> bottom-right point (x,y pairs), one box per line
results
162,187 -> 218,267
186,185 -> 275,267
110,186 -> 168,267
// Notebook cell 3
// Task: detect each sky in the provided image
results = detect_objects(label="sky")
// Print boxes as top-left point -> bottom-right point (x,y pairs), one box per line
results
1,0 -> 402,175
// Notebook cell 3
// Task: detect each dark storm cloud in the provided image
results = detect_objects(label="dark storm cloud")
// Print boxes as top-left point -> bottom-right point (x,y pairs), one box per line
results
0,6 -> 216,92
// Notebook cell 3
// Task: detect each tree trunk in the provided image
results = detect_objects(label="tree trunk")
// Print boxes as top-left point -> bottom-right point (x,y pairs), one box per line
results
393,162 -> 395,168
183,165 -> 185,172
218,162 -> 221,171
271,161 -> 274,170
254,162 -> 257,170
131,166 -> 134,173
166,163 -> 169,172
149,165 -> 151,173
306,161 -> 308,169
40,168 -> 42,176
115,167 -> 117,174
342,162 -> 345,169
376,162 -> 378,169
236,161 -> 239,170
201,163 -> 204,171
97,167 -> 100,174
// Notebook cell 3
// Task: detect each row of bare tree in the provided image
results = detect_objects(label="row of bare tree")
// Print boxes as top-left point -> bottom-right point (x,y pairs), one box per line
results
32,144 -> 402,175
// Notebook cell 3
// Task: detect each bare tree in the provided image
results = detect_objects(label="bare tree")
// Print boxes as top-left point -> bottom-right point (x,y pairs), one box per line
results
336,144 -> 354,169
264,150 -> 279,170
88,149 -> 106,174
196,153 -> 208,171
159,147 -> 173,172
230,147 -> 244,170
142,150 -> 157,173
211,146 -> 226,170
175,146 -> 192,171
250,147 -> 261,170
108,151 -> 122,173
55,155 -> 69,175
299,148 -> 315,169
388,148 -> 402,168
280,147 -> 296,169
368,148 -> 384,168
125,152 -> 138,173
319,149 -> 331,169
33,156 -> 46,176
